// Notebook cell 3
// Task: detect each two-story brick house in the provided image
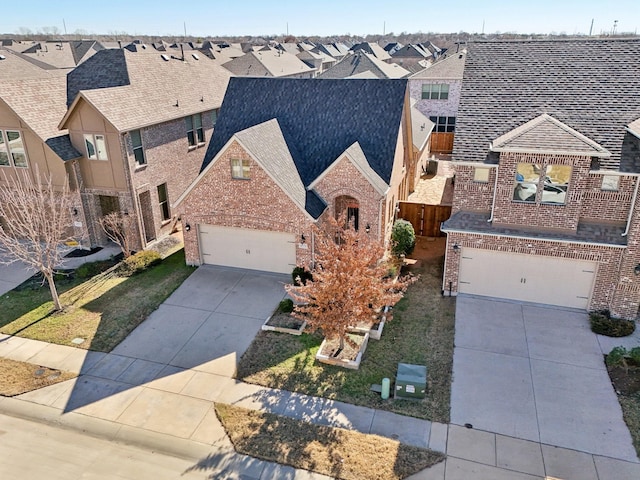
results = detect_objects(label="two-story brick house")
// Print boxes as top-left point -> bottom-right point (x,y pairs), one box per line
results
175,77 -> 415,274
58,48 -> 232,248
441,39 -> 640,319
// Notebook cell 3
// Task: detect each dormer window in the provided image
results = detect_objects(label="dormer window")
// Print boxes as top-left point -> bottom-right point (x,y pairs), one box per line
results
513,163 -> 571,205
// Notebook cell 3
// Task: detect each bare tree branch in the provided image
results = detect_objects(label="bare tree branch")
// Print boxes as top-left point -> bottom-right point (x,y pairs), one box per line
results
0,167 -> 75,310
98,211 -> 137,258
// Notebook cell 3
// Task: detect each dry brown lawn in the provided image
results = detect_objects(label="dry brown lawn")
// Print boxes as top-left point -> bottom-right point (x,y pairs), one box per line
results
0,357 -> 76,396
215,403 -> 444,480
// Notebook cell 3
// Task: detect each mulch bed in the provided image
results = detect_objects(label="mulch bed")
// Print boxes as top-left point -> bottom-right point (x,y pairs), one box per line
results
64,246 -> 103,258
266,312 -> 305,330
607,360 -> 640,457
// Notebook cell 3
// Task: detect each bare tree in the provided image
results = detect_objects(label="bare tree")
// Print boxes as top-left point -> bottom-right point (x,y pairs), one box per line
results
286,215 -> 414,353
0,169 -> 75,311
98,211 -> 137,258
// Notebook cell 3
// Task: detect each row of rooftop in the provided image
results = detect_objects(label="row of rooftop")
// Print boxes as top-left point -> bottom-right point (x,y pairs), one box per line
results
0,37 -> 453,79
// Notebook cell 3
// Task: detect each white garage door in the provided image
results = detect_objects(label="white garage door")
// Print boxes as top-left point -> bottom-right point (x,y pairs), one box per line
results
199,225 -> 296,274
458,248 -> 596,309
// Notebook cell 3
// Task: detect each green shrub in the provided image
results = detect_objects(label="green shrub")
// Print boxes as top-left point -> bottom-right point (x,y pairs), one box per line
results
75,259 -> 118,279
606,346 -> 628,367
119,250 -> 162,276
590,310 -> 636,337
292,266 -> 313,286
629,347 -> 640,365
278,298 -> 294,313
391,219 -> 416,257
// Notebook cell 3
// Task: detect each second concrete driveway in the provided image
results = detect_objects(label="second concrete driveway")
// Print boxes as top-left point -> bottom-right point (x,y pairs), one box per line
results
112,265 -> 289,377
451,295 -> 639,463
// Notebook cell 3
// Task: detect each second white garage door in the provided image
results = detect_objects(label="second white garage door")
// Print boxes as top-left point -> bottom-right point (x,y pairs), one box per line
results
199,225 -> 296,274
458,248 -> 597,309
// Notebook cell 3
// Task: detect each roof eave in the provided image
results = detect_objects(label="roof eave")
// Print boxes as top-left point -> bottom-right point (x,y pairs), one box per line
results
489,145 -> 612,158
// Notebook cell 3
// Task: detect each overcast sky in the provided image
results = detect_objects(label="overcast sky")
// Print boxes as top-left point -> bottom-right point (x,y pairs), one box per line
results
4,0 -> 638,37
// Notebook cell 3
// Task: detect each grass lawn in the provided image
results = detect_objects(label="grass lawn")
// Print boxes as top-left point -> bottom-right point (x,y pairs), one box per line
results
237,239 -> 455,423
0,249 -> 195,352
215,403 -> 444,480
0,358 -> 76,396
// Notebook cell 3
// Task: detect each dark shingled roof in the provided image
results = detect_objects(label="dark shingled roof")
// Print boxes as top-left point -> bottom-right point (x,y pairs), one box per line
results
453,39 -> 640,171
442,211 -> 627,246
202,77 -> 407,186
45,135 -> 82,161
66,49 -> 130,107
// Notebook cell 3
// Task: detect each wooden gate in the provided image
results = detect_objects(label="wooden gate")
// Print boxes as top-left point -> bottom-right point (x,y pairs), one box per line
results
430,133 -> 455,154
398,202 -> 451,237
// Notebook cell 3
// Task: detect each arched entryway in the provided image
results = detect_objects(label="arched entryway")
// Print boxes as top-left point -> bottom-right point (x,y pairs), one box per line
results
335,195 -> 360,230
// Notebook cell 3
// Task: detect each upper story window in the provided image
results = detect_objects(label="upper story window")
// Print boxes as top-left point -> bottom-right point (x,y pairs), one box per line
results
0,130 -> 28,167
231,158 -> 250,179
130,130 -> 146,166
157,183 -> 170,221
429,116 -> 455,133
186,113 -> 204,147
421,83 -> 449,100
601,175 -> 619,191
212,109 -> 219,127
84,134 -> 108,160
513,163 -> 571,205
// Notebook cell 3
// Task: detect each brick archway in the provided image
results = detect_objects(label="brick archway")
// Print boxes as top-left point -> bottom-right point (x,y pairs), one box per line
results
335,195 -> 360,230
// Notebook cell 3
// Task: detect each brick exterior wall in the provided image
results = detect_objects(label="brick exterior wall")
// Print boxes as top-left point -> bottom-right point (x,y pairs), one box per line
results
408,79 -> 462,119
443,151 -> 640,319
176,140 -> 319,268
313,156 -> 385,242
451,165 -> 496,214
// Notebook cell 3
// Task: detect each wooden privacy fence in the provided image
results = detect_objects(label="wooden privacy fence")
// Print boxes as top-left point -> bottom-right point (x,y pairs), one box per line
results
397,202 -> 452,237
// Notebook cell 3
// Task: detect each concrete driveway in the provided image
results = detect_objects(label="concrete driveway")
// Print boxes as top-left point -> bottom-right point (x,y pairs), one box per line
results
112,265 -> 289,377
0,257 -> 34,296
451,295 -> 639,462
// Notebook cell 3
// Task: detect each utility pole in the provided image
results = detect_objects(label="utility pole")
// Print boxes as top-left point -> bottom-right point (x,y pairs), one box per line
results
589,18 -> 594,36
612,20 -> 618,35
63,18 -> 67,36
482,20 -> 485,35
183,21 -> 187,39
383,21 -> 386,35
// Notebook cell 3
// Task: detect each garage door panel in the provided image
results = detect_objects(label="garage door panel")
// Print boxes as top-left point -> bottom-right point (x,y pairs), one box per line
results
199,225 -> 296,274
458,248 -> 596,309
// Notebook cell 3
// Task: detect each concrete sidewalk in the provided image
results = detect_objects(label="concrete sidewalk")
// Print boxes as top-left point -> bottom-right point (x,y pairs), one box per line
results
1,266 -> 639,479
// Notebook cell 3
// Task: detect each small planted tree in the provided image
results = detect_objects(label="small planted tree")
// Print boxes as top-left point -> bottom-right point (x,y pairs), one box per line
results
0,168 -> 75,311
286,215 -> 414,355
99,211 -> 138,258
391,219 -> 416,257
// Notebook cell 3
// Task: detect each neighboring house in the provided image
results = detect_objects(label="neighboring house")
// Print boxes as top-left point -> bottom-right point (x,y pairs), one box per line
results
409,50 -> 466,154
383,42 -> 404,55
0,70 -> 86,238
317,51 -> 410,79
9,40 -> 104,70
58,48 -> 232,248
312,44 -> 346,61
297,50 -> 336,75
222,48 -> 316,78
174,77 -> 417,274
441,39 -> 640,319
350,42 -> 392,62
390,44 -> 432,69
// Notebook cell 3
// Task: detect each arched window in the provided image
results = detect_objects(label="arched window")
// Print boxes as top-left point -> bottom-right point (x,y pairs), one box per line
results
335,195 -> 359,230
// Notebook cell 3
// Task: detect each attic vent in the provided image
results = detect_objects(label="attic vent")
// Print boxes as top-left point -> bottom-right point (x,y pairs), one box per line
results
141,44 -> 146,49
161,54 -> 170,61
0,55 -> 5,60
191,53 -> 199,60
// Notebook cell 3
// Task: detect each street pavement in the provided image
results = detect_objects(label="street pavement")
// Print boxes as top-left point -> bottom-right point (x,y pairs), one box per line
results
0,264 -> 639,479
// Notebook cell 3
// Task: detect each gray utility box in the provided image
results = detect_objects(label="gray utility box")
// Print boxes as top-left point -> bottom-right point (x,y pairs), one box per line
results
395,363 -> 427,400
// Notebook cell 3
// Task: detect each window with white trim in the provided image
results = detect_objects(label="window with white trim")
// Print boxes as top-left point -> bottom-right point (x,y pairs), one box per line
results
84,133 -> 108,160
421,83 -> 449,100
231,158 -> 250,179
429,116 -> 456,133
157,183 -> 170,221
212,109 -> 219,127
513,163 -> 571,205
0,130 -> 28,167
130,129 -> 146,165
186,113 -> 204,147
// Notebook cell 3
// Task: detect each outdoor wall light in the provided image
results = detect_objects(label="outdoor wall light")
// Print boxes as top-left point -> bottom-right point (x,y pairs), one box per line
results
300,234 -> 306,244
184,224 -> 191,232
365,223 -> 371,234
635,263 -> 640,276
72,208 -> 78,216
452,243 -> 460,252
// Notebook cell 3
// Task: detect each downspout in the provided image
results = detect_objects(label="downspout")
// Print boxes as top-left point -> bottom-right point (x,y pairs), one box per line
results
621,176 -> 639,237
378,196 -> 385,241
311,230 -> 315,268
487,166 -> 499,223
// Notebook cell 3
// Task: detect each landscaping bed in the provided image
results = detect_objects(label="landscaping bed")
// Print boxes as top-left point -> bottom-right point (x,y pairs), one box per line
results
0,249 -> 195,352
215,403 -> 444,480
237,239 -> 455,423
606,349 -> 640,457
